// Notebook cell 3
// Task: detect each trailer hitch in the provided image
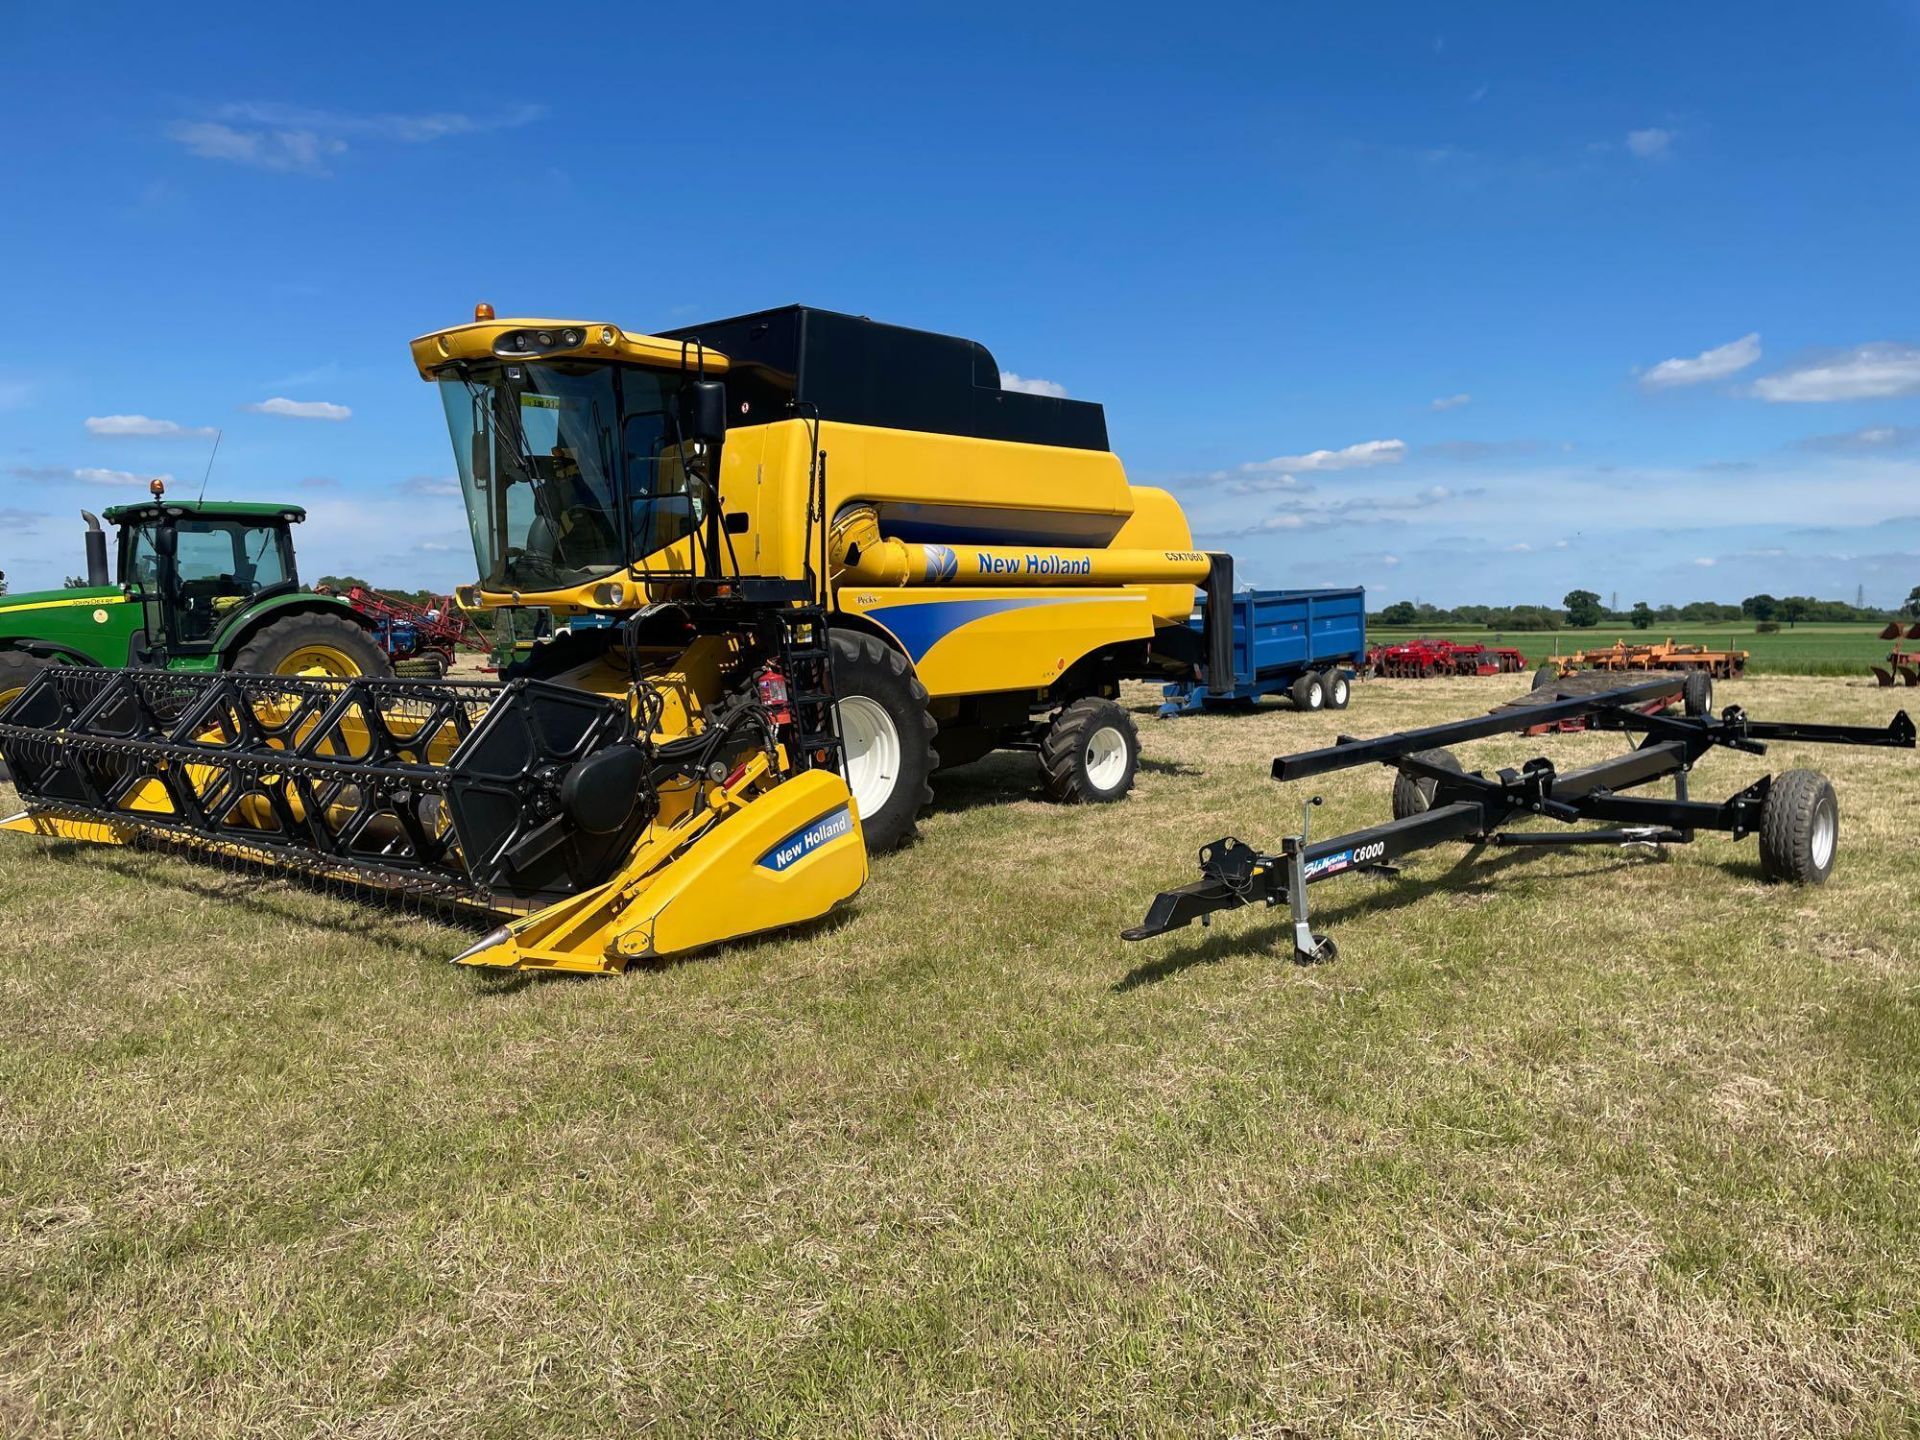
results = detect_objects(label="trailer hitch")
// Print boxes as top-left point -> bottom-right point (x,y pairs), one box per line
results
1127,681 -> 1915,964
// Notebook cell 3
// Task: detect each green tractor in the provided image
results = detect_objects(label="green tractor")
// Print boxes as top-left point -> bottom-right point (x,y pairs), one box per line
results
0,481 -> 390,716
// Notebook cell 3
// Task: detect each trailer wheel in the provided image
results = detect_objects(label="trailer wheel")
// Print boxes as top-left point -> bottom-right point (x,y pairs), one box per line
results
831,629 -> 937,853
1323,671 -> 1351,709
1682,671 -> 1713,717
1289,672 -> 1326,711
1532,664 -> 1560,692
1757,769 -> 1838,885
1039,697 -> 1138,804
1391,748 -> 1464,822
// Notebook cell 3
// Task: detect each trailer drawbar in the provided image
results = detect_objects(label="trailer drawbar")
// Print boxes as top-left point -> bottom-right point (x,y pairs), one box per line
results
1125,677 -> 1915,965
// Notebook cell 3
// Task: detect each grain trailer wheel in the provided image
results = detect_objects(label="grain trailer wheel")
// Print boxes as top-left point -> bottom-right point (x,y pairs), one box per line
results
1323,670 -> 1351,709
1289,671 -> 1326,711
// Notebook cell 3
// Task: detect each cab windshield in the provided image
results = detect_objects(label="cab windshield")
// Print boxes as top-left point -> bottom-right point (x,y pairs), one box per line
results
437,361 -> 697,591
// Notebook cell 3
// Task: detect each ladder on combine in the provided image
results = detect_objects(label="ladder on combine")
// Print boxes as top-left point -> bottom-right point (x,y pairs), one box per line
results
775,604 -> 844,777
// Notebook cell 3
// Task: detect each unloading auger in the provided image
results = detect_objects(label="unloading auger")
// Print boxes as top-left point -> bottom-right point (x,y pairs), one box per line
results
1126,677 -> 1915,965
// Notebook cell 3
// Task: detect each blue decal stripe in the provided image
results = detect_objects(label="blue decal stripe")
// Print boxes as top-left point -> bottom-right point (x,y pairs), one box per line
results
758,806 -> 854,872
863,595 -> 1136,663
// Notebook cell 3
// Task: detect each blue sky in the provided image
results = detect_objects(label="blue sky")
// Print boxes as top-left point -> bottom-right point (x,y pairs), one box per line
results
3,1 -> 1919,607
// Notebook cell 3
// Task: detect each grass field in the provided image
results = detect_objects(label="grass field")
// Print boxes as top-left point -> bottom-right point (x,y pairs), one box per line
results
1367,622 -> 1899,677
4,674 -> 1919,1436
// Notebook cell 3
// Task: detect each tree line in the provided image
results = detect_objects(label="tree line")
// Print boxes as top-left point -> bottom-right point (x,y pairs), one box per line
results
1371,588 -> 1920,633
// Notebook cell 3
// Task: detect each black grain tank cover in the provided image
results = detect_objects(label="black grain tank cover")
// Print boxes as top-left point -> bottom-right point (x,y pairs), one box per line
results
659,306 -> 1109,451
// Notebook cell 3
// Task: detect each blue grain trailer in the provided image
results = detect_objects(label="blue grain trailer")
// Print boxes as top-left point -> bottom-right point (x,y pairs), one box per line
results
1160,586 -> 1367,716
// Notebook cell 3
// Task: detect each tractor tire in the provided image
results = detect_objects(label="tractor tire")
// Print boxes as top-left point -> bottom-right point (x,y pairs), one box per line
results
1323,670 -> 1352,709
831,629 -> 936,853
1289,671 -> 1327,711
1391,748 -> 1465,822
232,613 -> 391,678
0,650 -> 54,783
1757,769 -> 1838,885
1532,664 -> 1560,692
1682,670 -> 1713,717
1039,696 -> 1139,804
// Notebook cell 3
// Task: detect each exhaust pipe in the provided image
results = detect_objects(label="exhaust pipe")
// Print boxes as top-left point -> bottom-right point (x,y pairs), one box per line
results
81,512 -> 109,588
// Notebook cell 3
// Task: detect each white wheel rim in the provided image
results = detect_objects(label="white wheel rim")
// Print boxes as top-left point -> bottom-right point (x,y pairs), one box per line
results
1811,804 -> 1836,870
1084,724 -> 1129,791
1331,677 -> 1349,704
839,695 -> 901,820
1307,683 -> 1324,709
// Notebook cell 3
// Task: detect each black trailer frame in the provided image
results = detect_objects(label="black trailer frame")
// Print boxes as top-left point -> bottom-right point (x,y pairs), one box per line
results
1125,677 -> 1914,963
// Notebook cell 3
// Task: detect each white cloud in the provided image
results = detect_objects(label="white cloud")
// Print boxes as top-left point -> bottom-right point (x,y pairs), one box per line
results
243,397 -> 351,421
85,414 -> 216,439
1693,556 -> 1717,566
1552,538 -> 1570,549
1000,372 -> 1067,398
1753,344 -> 1920,403
1241,438 -> 1407,474
1626,127 -> 1674,160
1431,393 -> 1472,411
1504,542 -> 1533,553
168,103 -> 541,175
1639,332 -> 1761,389
1381,554 -> 1402,566
167,121 -> 345,174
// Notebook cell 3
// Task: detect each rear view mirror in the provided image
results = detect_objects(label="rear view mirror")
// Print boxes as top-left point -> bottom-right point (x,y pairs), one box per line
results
679,380 -> 728,447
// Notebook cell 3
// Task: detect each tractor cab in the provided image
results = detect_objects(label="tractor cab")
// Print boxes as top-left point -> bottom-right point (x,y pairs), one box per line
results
102,486 -> 307,662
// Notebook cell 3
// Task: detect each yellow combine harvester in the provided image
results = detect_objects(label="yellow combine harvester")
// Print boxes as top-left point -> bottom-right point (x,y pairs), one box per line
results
0,306 -> 1231,972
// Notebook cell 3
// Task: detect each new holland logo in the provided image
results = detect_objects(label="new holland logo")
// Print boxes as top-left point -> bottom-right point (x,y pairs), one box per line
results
757,806 -> 854,872
923,544 -> 959,582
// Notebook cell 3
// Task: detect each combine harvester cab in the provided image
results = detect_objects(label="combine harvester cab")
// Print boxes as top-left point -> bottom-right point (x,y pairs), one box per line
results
2,303 -> 1242,972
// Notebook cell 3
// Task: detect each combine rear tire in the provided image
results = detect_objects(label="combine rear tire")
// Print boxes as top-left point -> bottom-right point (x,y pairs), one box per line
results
232,613 -> 391,678
1289,671 -> 1326,711
1682,671 -> 1713,717
1758,769 -> 1838,885
1391,748 -> 1464,822
1039,697 -> 1139,804
831,629 -> 936,853
1324,670 -> 1351,709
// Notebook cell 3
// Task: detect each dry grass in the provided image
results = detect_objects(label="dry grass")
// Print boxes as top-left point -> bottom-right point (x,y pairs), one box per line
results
2,674 -> 1918,1437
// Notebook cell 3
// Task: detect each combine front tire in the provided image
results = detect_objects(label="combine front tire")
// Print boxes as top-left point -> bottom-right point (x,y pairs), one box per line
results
1039,697 -> 1139,804
1758,769 -> 1838,885
831,629 -> 936,853
232,614 -> 392,678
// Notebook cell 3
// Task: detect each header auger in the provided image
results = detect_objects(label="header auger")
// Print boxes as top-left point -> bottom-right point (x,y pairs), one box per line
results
1126,677 -> 1915,966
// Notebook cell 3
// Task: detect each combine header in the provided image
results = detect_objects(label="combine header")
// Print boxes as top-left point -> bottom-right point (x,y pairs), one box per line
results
1125,677 -> 1913,965
1368,638 -> 1527,678
1872,622 -> 1920,688
2,302 -> 1237,971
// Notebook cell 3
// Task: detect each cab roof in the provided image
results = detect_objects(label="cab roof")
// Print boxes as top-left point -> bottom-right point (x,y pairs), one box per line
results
102,500 -> 306,525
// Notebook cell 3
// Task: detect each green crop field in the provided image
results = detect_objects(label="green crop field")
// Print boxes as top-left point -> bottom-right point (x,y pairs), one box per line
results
4,675 -> 1919,1436
1367,622 -> 1901,677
